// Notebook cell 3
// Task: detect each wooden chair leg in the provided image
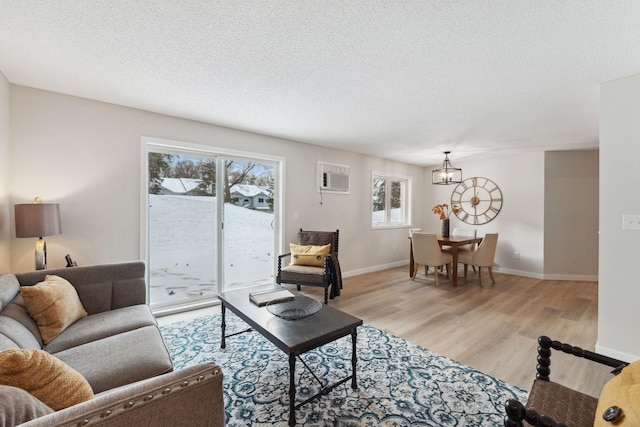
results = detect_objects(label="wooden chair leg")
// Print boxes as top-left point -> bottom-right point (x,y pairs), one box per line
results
433,266 -> 439,287
446,263 -> 452,280
488,266 -> 496,284
412,264 -> 418,280
463,264 -> 468,279
478,266 -> 484,287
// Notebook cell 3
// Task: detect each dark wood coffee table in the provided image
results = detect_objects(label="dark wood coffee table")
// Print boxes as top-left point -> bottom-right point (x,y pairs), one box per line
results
218,284 -> 363,426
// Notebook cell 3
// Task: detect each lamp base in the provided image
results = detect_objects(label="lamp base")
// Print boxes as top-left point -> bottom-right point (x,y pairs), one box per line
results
35,238 -> 47,270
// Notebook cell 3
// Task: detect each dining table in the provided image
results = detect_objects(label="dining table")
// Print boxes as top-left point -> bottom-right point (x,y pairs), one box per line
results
409,234 -> 484,287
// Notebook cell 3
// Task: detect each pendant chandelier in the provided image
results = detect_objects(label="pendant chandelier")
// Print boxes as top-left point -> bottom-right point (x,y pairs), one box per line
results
432,151 -> 462,185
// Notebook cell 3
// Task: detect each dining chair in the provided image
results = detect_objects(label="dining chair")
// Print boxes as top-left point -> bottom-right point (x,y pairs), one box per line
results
450,227 -> 477,251
442,227 -> 477,272
458,233 -> 498,287
410,232 -> 453,286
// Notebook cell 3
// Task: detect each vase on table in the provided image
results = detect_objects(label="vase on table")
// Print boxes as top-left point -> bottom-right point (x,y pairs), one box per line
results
442,219 -> 450,237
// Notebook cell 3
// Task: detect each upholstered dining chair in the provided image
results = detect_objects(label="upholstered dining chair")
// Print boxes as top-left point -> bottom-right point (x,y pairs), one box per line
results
410,232 -> 453,286
458,233 -> 498,287
442,227 -> 477,268
451,227 -> 477,249
276,229 -> 340,304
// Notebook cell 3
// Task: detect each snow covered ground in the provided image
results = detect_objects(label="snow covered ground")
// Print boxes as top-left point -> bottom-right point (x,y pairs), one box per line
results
148,195 -> 274,308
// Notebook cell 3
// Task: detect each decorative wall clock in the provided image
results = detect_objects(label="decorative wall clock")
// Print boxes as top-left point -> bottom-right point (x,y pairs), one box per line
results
450,177 -> 502,225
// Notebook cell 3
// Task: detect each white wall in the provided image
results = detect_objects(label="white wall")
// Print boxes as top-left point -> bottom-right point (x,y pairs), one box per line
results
6,85 -> 603,282
544,150 -> 599,277
9,86 -> 426,273
427,152 -> 546,277
598,74 -> 640,361
0,72 -> 10,273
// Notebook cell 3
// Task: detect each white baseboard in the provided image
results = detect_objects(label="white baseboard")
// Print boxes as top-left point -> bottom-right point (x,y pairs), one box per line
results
343,263 -> 598,282
595,342 -> 639,363
493,267 -> 544,279
494,267 -> 598,282
342,260 -> 409,278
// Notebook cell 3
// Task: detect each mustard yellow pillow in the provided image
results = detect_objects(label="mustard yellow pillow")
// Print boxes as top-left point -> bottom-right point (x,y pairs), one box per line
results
290,243 -> 331,267
0,349 -> 94,411
20,275 -> 88,344
594,360 -> 640,426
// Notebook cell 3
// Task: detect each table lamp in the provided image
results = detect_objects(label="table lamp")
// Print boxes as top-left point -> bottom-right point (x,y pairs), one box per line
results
15,197 -> 62,270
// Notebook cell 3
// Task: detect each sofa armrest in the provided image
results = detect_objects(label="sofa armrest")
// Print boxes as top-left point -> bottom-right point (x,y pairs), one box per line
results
19,362 -> 224,427
16,261 -> 147,314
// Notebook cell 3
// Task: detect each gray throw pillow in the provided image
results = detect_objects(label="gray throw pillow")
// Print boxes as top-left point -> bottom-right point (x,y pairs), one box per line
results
0,384 -> 54,426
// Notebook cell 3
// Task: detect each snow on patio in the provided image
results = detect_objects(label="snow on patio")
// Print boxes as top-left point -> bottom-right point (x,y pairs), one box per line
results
148,194 -> 274,306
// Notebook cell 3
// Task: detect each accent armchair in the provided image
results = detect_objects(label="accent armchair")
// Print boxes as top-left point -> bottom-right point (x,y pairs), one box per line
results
504,335 -> 630,427
276,229 -> 341,304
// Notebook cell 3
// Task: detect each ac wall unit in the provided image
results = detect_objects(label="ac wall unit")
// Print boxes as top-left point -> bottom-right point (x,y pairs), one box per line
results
322,172 -> 350,192
318,162 -> 350,194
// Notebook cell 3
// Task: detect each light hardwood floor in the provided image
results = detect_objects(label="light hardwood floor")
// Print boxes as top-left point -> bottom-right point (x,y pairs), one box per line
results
160,265 -> 611,398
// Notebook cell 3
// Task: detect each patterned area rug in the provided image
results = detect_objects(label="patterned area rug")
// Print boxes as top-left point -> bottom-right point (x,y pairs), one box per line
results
160,313 -> 527,426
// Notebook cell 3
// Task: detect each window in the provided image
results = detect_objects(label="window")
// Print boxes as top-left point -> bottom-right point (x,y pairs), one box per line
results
372,172 -> 412,228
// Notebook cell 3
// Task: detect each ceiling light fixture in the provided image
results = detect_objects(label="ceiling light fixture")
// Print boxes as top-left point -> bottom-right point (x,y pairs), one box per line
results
432,151 -> 462,185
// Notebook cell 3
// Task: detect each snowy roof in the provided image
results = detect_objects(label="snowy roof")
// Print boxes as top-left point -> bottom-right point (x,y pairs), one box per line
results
161,178 -> 201,194
230,184 -> 270,198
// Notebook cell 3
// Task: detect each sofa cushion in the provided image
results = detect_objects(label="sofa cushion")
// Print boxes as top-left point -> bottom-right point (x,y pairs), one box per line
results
0,274 -> 20,311
0,293 -> 44,350
20,275 -> 88,344
44,305 -> 158,354
0,315 -> 42,351
53,325 -> 173,394
289,243 -> 331,267
0,349 -> 94,410
16,262 -> 147,315
0,385 -> 54,425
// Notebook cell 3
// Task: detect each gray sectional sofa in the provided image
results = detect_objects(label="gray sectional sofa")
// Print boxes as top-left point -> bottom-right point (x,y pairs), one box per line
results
0,261 -> 224,426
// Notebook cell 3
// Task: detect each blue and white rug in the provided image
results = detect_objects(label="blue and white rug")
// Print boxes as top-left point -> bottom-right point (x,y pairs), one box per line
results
160,313 -> 527,426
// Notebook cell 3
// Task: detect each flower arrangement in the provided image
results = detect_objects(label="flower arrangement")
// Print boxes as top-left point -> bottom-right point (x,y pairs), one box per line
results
432,203 -> 459,220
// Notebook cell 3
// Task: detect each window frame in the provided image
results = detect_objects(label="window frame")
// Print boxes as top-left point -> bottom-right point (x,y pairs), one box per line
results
371,171 -> 413,229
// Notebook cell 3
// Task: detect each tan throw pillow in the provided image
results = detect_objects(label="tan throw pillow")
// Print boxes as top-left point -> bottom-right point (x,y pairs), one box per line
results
594,359 -> 640,426
20,275 -> 87,344
0,349 -> 94,410
290,243 -> 331,267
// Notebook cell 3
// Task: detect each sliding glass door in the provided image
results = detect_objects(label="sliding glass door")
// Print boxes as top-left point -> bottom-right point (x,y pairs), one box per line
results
143,139 -> 281,313
221,157 -> 277,291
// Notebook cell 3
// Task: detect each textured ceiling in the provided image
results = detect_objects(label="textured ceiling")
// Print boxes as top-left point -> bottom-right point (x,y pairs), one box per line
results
1,1 -> 640,166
